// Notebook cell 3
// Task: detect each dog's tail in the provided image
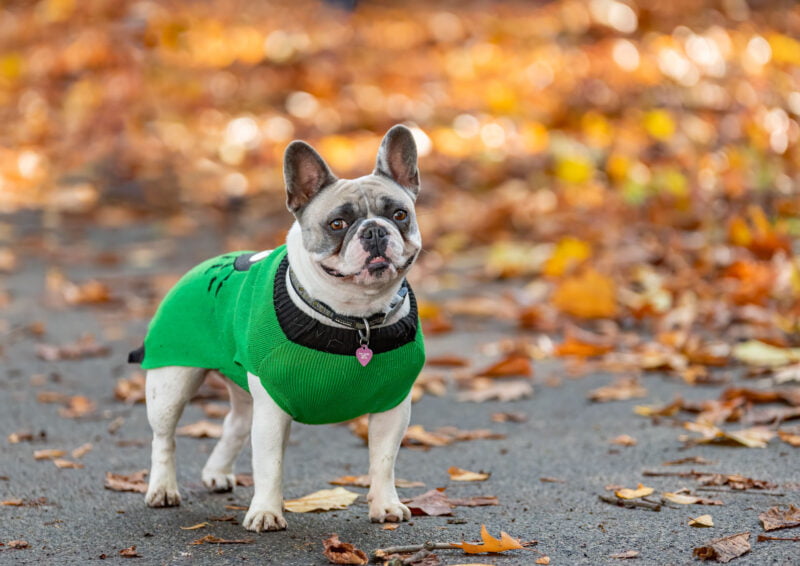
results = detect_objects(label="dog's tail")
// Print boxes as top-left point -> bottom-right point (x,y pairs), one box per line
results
128,345 -> 145,364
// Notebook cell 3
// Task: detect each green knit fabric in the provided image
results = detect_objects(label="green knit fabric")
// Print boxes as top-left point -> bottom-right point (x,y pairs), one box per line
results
140,246 -> 425,424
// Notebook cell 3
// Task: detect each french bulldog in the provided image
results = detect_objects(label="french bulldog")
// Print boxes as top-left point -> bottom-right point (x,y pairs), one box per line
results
131,125 -> 425,532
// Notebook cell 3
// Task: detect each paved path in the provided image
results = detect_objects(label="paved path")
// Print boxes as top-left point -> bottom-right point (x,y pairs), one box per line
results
1,219 -> 798,565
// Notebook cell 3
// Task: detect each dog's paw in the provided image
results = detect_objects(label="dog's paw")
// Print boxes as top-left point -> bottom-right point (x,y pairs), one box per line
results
202,470 -> 235,493
369,500 -> 411,523
145,485 -> 181,507
243,508 -> 287,532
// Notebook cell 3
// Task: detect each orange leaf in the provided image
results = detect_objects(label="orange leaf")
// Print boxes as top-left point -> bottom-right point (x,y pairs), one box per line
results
452,524 -> 523,554
552,269 -> 617,319
477,354 -> 532,378
555,336 -> 613,357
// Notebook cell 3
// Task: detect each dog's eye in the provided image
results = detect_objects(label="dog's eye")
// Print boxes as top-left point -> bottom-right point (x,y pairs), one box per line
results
393,209 -> 408,222
329,219 -> 347,231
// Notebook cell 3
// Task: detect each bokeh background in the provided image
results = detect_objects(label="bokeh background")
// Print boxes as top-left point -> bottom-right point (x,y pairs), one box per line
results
1,0 -> 798,344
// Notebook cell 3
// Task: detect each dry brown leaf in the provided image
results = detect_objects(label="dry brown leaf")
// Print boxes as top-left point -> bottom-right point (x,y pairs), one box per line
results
610,434 -> 637,446
684,423 -> 775,448
322,534 -> 368,565
589,377 -> 647,403
759,504 -> 800,532
662,456 -> 715,466
451,524 -> 523,555
778,429 -> 800,447
689,514 -> 715,528
426,355 -> 470,367
329,475 -> 424,488
402,489 -> 453,516
1,499 -> 24,506
234,474 -> 254,487
8,540 -> 29,549
34,449 -> 65,460
114,374 -> 146,404
36,335 -> 110,361
663,492 -> 723,506
71,443 -> 93,459
490,412 -> 528,423
53,458 -> 83,469
447,466 -> 490,482
36,391 -> 69,404
634,398 -> 683,417
476,354 -> 532,378
284,487 -> 359,513
535,557 -> 550,565
446,495 -> 499,507
615,484 -> 654,499
609,550 -> 640,559
555,335 -> 613,358
58,396 -> 96,419
457,380 -> 533,402
693,532 -> 750,563
180,522 -> 210,530
104,470 -> 149,493
403,425 -> 453,447
176,420 -> 223,438
7,430 -> 46,444
119,545 -> 141,558
190,534 -> 254,545
382,524 -> 399,531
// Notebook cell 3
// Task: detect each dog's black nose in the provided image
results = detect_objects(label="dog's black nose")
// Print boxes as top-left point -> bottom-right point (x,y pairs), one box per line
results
362,224 -> 387,242
360,221 -> 389,256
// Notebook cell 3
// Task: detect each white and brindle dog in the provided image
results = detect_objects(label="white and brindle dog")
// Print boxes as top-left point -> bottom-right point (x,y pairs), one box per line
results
134,125 -> 424,532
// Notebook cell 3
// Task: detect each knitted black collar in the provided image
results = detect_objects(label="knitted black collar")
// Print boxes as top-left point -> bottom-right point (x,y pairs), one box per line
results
273,256 -> 418,355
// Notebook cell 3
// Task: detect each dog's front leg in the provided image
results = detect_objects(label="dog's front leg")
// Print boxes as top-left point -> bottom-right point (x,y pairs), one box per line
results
243,372 -> 292,532
367,393 -> 412,523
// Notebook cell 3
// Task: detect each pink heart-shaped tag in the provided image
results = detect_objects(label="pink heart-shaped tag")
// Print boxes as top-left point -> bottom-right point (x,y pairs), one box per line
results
356,345 -> 373,367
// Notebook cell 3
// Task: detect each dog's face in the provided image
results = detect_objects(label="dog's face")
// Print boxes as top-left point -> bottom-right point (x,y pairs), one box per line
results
284,125 -> 421,288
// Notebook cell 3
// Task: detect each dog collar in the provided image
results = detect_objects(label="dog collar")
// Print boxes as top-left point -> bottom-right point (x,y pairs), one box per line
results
287,266 -> 409,331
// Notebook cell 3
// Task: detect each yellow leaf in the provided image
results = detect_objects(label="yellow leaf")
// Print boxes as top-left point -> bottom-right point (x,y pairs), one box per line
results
452,524 -> 524,555
552,268 -> 617,319
664,492 -> 700,505
448,467 -> 491,482
643,109 -> 675,141
543,237 -> 592,277
535,557 -> 551,565
732,341 -> 800,367
284,487 -> 359,513
689,514 -> 714,528
615,483 -> 654,500
555,155 -> 594,184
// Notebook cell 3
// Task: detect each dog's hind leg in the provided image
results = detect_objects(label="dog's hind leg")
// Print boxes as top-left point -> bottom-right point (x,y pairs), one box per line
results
145,366 -> 205,507
202,380 -> 253,492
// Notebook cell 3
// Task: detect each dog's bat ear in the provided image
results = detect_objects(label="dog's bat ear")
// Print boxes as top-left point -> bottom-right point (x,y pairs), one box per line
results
284,141 -> 338,214
374,125 -> 420,198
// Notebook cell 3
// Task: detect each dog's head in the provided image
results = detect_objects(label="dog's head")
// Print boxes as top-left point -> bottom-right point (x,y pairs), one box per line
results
284,125 -> 421,288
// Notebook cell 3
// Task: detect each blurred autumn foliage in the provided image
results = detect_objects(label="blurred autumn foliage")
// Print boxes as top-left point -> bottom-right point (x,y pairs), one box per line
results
1,0 -> 799,343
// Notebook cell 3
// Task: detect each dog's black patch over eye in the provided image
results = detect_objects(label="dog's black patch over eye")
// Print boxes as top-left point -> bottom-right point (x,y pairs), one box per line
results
329,218 -> 347,231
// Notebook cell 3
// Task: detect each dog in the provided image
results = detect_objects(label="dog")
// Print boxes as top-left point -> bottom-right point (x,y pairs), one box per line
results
128,125 -> 425,532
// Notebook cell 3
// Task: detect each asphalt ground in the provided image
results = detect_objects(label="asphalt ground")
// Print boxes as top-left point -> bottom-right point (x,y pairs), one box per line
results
1,217 -> 798,565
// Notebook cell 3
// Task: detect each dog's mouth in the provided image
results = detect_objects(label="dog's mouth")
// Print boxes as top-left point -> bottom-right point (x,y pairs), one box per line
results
366,255 -> 390,274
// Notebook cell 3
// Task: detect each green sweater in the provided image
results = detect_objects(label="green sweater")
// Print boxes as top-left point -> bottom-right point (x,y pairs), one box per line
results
133,246 -> 425,425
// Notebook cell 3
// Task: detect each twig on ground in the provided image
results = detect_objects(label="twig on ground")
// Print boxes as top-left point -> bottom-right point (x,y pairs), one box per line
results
373,542 -> 456,559
758,534 -> 800,542
696,487 -> 785,497
598,495 -> 661,511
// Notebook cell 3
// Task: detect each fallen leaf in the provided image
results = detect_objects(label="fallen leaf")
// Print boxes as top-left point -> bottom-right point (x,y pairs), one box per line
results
476,354 -> 532,378
235,474 -> 253,487
104,470 -> 149,493
540,477 -> 567,483
322,534 -> 368,565
448,467 -> 490,482
732,341 -> 800,367
457,380 -> 533,402
403,489 -> 453,516
119,545 -> 140,558
662,492 -> 723,506
615,484 -> 654,499
7,430 -> 46,444
589,377 -> 647,403
690,514 -> 715,528
683,423 -> 775,448
693,532 -> 750,563
758,505 -> 800,532
53,458 -> 84,469
114,374 -> 146,404
451,524 -> 523,555
176,420 -> 223,439
552,268 -> 617,319
190,534 -> 254,545
610,550 -> 640,559
403,425 -> 453,447
757,534 -> 800,542
1,497 -> 47,507
7,540 -> 29,549
36,391 -> 69,404
180,522 -> 210,530
535,557 -> 550,565
57,396 -> 96,419
610,434 -> 637,446
382,524 -> 399,531
662,456 -> 715,466
329,475 -> 424,488
446,496 -> 499,507
71,443 -> 93,459
778,429 -> 800,447
284,488 -> 359,513
2,499 -> 24,506
34,449 -> 66,460
36,334 -> 110,361
426,355 -> 470,367
490,412 -> 528,423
